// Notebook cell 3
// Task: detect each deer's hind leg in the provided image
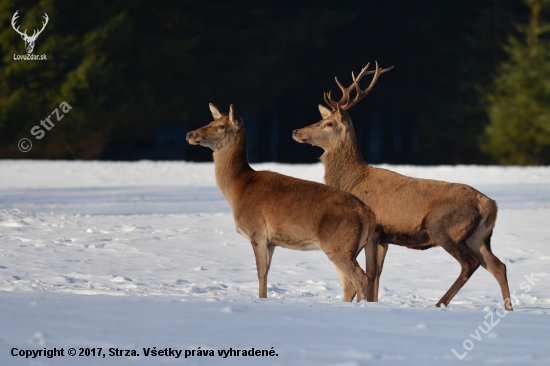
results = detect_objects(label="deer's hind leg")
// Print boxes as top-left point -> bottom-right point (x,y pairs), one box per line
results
435,241 -> 480,308
425,211 -> 481,307
334,265 -> 357,302
335,244 -> 385,302
467,229 -> 512,311
322,218 -> 374,302
249,232 -> 274,299
329,256 -> 368,302
428,224 -> 480,307
337,233 -> 384,302
435,246 -> 480,308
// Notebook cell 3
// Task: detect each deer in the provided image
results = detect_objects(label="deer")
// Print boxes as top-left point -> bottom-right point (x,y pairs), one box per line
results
292,62 -> 513,311
186,103 -> 379,302
11,11 -> 49,54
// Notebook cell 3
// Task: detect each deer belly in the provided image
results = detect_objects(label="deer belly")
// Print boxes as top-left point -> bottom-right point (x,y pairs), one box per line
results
295,241 -> 321,251
268,231 -> 321,251
380,229 -> 433,247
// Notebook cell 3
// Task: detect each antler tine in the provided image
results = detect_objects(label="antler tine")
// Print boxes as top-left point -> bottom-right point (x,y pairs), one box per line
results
322,62 -> 394,111
364,62 -> 395,94
11,10 -> 28,37
12,10 -> 19,24
361,61 -> 382,94
334,77 -> 347,99
34,13 -> 49,37
324,91 -> 338,110
351,62 -> 372,85
340,61 -> 394,111
323,92 -> 330,107
341,62 -> 380,110
324,77 -> 356,111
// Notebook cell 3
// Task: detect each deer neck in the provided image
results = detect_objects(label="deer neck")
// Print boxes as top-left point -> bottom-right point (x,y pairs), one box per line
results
321,132 -> 368,192
212,130 -> 253,205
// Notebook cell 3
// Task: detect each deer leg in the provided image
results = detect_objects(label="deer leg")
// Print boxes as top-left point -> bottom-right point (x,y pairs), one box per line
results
333,265 -> 356,302
435,240 -> 480,308
364,233 -> 384,301
365,231 -> 388,301
321,218 -> 371,302
335,239 -> 382,302
251,236 -> 270,298
467,230 -> 513,311
266,244 -> 276,273
372,242 -> 388,301
335,239 -> 383,302
363,233 -> 378,302
329,257 -> 368,302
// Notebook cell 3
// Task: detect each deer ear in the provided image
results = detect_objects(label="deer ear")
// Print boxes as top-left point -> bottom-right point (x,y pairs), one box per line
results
318,104 -> 332,119
209,103 -> 223,120
229,104 -> 243,129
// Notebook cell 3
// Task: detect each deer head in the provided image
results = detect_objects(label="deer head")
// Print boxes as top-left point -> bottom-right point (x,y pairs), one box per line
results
12,11 -> 49,54
186,104 -> 244,151
293,61 -> 393,151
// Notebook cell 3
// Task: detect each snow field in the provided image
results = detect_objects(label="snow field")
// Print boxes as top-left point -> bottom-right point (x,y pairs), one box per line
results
0,160 -> 549,365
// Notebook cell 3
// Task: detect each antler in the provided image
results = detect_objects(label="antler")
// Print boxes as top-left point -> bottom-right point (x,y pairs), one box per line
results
31,13 -> 49,39
11,11 -> 49,40
11,11 -> 28,38
323,61 -> 394,111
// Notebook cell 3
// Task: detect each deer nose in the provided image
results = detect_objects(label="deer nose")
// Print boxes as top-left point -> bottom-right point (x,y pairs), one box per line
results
292,129 -> 300,137
186,131 -> 193,141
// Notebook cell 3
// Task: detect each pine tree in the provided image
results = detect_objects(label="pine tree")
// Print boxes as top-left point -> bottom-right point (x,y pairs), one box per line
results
482,0 -> 550,165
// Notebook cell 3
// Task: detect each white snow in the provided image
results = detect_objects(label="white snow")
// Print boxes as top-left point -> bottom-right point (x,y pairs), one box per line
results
0,160 -> 549,365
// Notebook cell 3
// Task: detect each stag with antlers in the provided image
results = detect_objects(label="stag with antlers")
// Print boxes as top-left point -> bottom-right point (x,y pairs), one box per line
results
292,62 -> 513,311
12,11 -> 49,54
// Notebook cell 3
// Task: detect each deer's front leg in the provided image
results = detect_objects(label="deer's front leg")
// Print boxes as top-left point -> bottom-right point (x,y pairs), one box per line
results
251,238 -> 271,298
373,242 -> 388,301
364,234 -> 379,302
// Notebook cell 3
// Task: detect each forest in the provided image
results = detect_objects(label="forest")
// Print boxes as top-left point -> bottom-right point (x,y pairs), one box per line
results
1,0 -> 549,164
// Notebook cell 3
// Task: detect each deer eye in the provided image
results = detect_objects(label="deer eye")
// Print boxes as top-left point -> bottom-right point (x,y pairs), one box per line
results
325,122 -> 333,127
218,125 -> 225,130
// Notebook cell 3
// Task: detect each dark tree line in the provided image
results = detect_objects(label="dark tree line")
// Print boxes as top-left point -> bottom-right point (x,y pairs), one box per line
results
0,0 -> 538,164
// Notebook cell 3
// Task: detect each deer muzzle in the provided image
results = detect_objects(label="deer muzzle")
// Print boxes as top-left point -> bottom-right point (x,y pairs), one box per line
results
292,129 -> 309,143
186,131 -> 201,145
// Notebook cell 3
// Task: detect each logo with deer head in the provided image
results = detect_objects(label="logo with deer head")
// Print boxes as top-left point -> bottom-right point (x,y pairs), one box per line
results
11,11 -> 49,54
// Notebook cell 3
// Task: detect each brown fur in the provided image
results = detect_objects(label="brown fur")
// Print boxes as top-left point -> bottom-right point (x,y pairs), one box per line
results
293,103 -> 513,310
187,103 -> 378,302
